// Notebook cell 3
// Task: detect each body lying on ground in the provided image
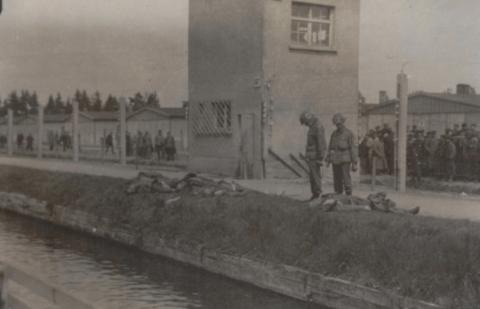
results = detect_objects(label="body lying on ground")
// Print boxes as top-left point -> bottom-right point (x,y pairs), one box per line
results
310,192 -> 420,215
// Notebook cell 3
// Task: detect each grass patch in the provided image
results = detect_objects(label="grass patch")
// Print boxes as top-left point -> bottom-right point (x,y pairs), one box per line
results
0,165 -> 479,307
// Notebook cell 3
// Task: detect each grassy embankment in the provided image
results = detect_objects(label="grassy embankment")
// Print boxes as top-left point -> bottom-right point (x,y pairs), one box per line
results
0,165 -> 478,308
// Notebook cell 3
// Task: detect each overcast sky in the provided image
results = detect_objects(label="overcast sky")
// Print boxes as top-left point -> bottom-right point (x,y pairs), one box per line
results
0,0 -> 479,105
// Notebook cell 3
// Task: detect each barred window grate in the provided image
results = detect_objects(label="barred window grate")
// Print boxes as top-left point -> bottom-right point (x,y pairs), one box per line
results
191,100 -> 232,136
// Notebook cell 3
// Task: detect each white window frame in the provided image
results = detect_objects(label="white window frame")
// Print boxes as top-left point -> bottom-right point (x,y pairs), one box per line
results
290,1 -> 336,52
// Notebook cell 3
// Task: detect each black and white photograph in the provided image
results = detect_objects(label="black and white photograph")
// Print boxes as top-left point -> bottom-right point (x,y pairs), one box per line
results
0,0 -> 479,308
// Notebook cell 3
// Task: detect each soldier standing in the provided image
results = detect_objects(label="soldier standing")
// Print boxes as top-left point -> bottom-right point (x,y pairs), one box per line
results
424,131 -> 439,177
465,130 -> 479,181
326,113 -> 358,196
300,112 -> 326,201
443,135 -> 457,182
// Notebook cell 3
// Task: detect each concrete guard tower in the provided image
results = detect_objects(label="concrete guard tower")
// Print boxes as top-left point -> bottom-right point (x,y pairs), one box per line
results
188,0 -> 360,179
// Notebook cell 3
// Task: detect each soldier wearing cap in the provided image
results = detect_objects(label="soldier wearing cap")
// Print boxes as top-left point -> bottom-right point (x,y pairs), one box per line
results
326,113 -> 358,196
300,111 -> 327,201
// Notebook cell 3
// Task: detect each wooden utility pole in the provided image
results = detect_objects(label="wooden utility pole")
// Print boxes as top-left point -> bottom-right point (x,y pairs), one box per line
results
7,109 -> 13,156
397,72 -> 408,192
73,99 -> 79,162
37,105 -> 44,158
119,97 -> 127,166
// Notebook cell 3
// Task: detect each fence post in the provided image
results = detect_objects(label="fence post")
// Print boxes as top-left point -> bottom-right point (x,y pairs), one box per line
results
119,97 -> 127,166
37,105 -> 44,159
7,109 -> 13,157
397,72 -> 408,192
73,100 -> 79,162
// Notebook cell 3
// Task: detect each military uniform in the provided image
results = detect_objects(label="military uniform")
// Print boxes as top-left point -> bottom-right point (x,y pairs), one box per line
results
454,135 -> 467,179
424,133 -> 439,176
444,138 -> 457,181
327,127 -> 358,195
465,135 -> 479,181
305,118 -> 327,198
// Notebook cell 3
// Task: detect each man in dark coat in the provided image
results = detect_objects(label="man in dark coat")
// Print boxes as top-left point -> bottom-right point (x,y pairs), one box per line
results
300,111 -> 326,201
164,131 -> 176,161
326,113 -> 358,196
424,131 -> 439,177
443,135 -> 457,182
465,130 -> 479,181
26,134 -> 34,152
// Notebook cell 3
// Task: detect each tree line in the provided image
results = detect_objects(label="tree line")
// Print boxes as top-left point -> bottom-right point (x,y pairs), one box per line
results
0,90 -> 161,117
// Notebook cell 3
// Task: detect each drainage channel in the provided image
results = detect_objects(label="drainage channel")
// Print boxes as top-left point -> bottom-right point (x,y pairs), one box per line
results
0,210 -> 327,309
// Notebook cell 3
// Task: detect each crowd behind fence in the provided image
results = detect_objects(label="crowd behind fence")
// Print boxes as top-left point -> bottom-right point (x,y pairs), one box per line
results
0,106 -> 184,166
360,122 -> 480,184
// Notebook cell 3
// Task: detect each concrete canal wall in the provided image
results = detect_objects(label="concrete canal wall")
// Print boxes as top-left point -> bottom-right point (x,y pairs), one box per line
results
0,191 -> 441,309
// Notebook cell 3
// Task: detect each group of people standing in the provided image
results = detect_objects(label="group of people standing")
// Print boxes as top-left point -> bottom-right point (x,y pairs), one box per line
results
16,133 -> 35,152
359,122 -> 480,184
110,130 -> 176,161
406,123 -> 480,183
300,112 -> 357,200
47,130 -> 73,152
358,124 -> 395,176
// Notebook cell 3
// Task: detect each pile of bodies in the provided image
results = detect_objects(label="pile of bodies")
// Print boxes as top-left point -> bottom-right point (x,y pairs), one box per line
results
126,172 -> 247,197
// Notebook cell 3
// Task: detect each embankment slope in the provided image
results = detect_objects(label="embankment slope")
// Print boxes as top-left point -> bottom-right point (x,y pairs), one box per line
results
0,165 -> 477,308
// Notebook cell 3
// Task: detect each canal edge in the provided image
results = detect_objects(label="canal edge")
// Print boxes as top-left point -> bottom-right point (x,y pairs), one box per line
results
0,192 -> 442,309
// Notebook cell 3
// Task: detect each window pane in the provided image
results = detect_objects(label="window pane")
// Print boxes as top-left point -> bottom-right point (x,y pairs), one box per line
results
298,21 -> 309,44
311,6 -> 330,20
311,22 -> 330,46
292,3 -> 310,18
291,2 -> 334,48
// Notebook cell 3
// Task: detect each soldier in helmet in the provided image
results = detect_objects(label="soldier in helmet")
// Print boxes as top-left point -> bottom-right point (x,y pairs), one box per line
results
326,113 -> 358,196
300,111 -> 327,201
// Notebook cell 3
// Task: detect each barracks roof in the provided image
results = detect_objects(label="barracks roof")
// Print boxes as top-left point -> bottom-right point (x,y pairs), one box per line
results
366,92 -> 480,115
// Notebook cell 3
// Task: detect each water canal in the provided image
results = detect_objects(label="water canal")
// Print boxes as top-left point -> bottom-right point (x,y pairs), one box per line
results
0,210 -> 328,309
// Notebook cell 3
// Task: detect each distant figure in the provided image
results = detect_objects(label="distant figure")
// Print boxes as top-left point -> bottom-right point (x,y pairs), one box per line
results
453,130 -> 467,179
443,135 -> 457,182
26,134 -> 34,152
154,130 -> 165,160
471,123 -> 478,138
16,133 -> 24,150
164,131 -> 176,161
424,131 -> 439,177
126,131 -> 132,157
299,111 -> 326,201
115,127 -> 121,155
48,131 -> 55,151
60,130 -> 69,152
0,135 -> 6,148
326,113 -> 358,196
452,124 -> 460,137
465,130 -> 479,181
369,132 -> 388,175
407,134 -> 424,186
382,125 -> 395,175
144,131 -> 153,159
105,132 -> 115,154
358,134 -> 370,175
52,132 -> 58,151
136,131 -> 144,157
